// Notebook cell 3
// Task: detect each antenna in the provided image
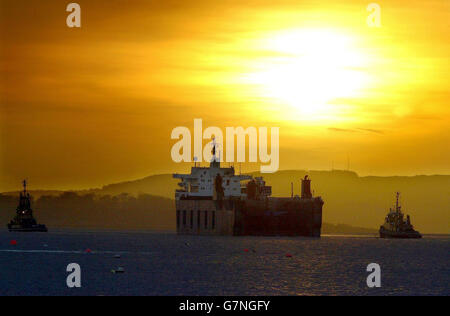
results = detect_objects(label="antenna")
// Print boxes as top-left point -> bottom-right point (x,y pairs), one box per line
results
210,137 -> 221,163
396,192 -> 400,212
211,137 -> 216,162
291,182 -> 293,198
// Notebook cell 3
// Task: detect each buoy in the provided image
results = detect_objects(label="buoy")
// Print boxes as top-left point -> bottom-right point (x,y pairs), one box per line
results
10,240 -> 17,246
112,267 -> 125,274
244,249 -> 249,252
85,248 -> 92,253
285,253 -> 293,258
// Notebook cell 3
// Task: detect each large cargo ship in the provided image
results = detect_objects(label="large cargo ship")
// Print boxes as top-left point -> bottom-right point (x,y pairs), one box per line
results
173,143 -> 323,237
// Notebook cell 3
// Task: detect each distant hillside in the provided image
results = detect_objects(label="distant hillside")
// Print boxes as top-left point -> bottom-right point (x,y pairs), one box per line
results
85,174 -> 177,198
80,170 -> 450,234
2,170 -> 449,233
250,170 -> 450,234
0,191 -> 377,234
0,190 -> 65,199
0,193 -> 174,230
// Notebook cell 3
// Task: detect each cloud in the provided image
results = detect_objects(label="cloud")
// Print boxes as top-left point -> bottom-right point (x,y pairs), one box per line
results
356,128 -> 384,134
328,127 -> 355,133
328,127 -> 384,134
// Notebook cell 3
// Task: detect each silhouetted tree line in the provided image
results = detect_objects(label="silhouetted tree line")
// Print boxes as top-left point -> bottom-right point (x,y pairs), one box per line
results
0,192 -> 382,233
0,192 -> 175,230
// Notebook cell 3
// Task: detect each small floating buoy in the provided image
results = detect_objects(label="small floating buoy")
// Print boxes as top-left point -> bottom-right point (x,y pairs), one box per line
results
243,249 -> 249,252
285,253 -> 293,258
85,248 -> 92,253
111,267 -> 125,274
10,240 -> 17,246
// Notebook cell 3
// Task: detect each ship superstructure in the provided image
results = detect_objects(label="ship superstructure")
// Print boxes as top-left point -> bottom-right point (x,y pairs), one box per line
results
379,192 -> 421,239
174,138 -> 257,200
173,140 -> 323,237
174,164 -> 253,200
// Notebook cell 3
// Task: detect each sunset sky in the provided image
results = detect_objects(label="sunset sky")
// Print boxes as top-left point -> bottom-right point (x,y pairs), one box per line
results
0,0 -> 449,191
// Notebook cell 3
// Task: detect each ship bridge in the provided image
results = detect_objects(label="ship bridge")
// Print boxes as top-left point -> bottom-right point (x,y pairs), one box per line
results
173,165 -> 251,200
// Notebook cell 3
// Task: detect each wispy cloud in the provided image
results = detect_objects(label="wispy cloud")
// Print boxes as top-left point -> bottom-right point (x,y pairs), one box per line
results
328,127 -> 355,133
328,127 -> 384,134
356,128 -> 384,134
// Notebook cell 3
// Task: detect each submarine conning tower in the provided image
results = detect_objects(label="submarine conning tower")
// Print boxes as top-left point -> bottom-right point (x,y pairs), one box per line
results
301,175 -> 312,199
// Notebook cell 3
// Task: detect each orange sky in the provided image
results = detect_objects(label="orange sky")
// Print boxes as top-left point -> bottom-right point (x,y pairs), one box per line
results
0,0 -> 449,191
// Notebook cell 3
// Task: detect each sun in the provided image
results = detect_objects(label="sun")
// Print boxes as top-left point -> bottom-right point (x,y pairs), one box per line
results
245,28 -> 370,121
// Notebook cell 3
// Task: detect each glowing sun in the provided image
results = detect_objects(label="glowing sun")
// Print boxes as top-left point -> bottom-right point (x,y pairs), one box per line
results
246,29 -> 370,121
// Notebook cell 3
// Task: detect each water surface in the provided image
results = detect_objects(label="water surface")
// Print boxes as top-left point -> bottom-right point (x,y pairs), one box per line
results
0,229 -> 448,296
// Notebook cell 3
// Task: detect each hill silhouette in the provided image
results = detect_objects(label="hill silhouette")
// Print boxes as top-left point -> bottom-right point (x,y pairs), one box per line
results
0,192 -> 174,230
1,170 -> 449,233
84,169 -> 450,234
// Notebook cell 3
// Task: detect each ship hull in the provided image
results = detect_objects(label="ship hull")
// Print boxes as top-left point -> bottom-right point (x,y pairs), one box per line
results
8,224 -> 48,232
233,198 -> 322,237
175,197 -> 323,237
379,227 -> 421,239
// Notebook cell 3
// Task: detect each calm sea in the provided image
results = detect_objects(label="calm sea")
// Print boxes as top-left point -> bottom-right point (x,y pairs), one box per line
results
0,229 -> 448,296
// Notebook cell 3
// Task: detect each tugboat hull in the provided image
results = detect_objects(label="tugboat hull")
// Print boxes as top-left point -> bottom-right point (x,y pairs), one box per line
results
8,224 -> 48,232
379,227 -> 422,239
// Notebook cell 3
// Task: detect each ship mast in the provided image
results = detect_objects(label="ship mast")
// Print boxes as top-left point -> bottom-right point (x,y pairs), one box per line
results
210,137 -> 220,168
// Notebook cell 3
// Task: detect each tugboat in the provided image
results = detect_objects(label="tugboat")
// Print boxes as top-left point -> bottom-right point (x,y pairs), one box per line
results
7,180 -> 48,232
379,192 -> 421,239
